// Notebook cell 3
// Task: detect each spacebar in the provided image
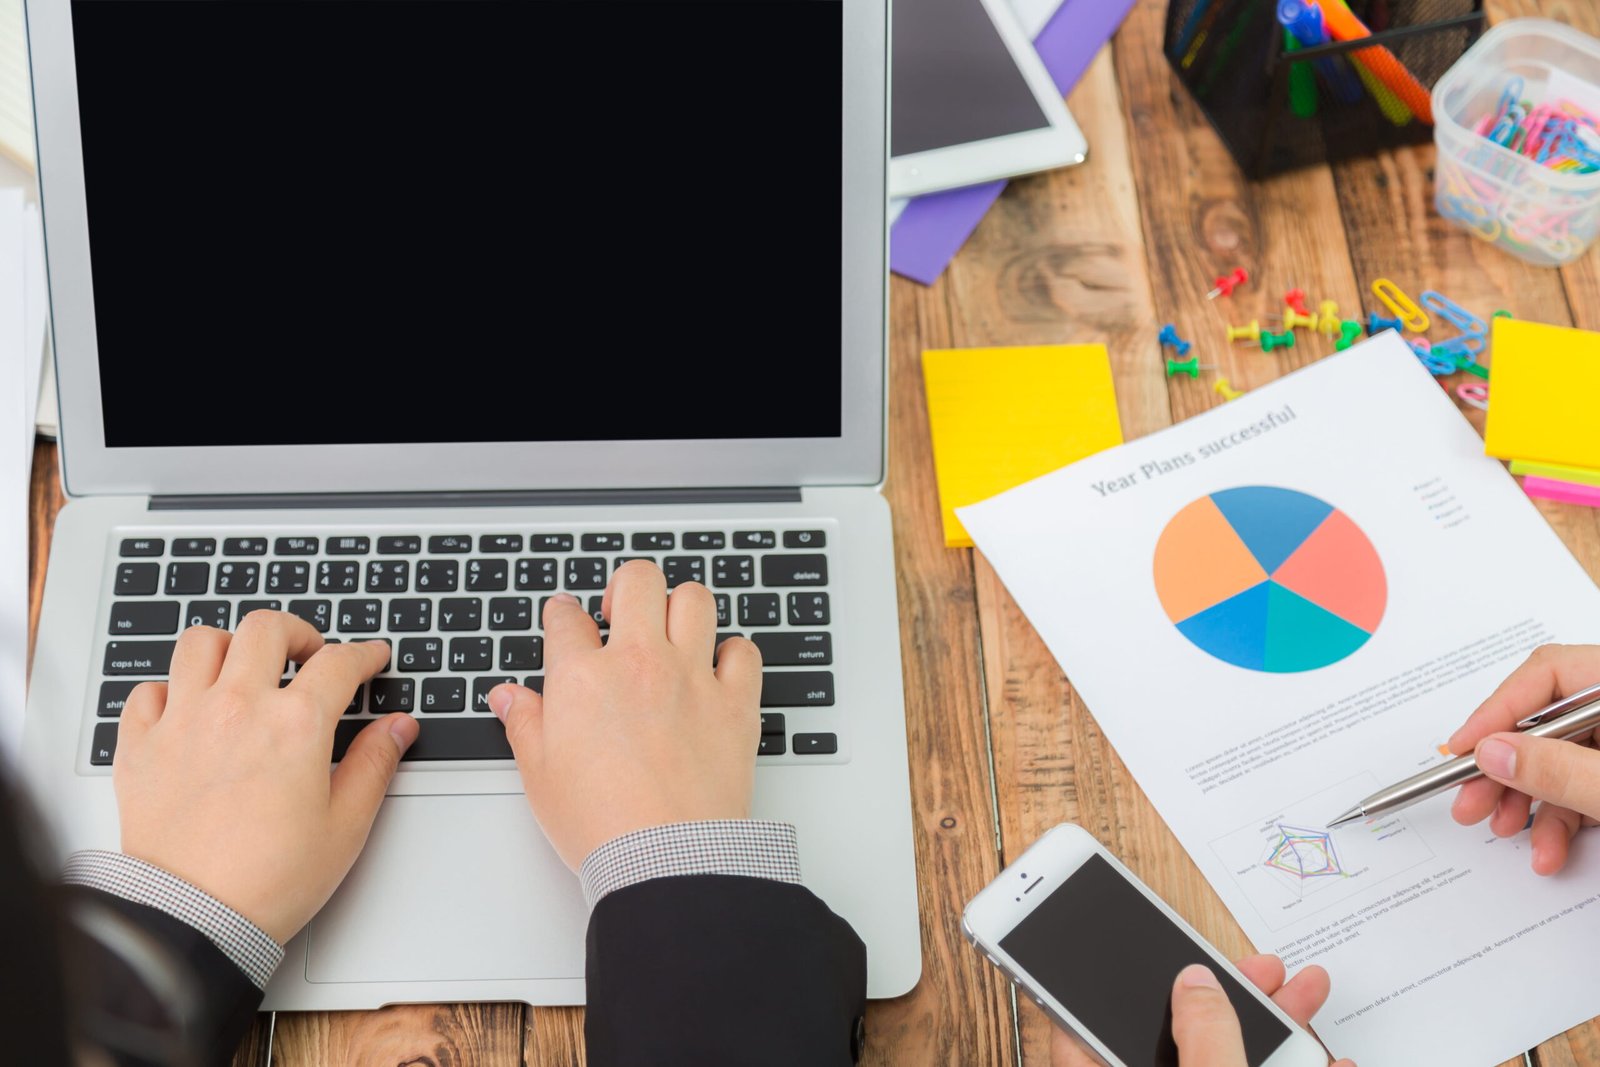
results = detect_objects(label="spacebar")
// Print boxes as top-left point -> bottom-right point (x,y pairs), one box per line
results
332,718 -> 514,762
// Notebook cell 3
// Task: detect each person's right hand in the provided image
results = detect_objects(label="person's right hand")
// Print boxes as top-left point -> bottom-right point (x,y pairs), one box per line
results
1448,643 -> 1600,875
486,561 -> 764,870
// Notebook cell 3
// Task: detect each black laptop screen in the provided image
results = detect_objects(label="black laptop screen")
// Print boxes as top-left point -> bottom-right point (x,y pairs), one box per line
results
70,0 -> 845,447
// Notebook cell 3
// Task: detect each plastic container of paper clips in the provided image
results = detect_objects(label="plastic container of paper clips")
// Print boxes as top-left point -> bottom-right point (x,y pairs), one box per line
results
1433,19 -> 1600,266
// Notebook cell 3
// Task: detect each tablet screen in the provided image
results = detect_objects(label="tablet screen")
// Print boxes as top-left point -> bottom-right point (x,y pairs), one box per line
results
891,0 -> 1050,157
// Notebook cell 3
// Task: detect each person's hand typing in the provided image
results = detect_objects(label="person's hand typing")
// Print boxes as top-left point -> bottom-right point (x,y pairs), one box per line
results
1048,955 -> 1349,1067
488,561 -> 763,869
113,613 -> 415,943
1449,644 -> 1600,874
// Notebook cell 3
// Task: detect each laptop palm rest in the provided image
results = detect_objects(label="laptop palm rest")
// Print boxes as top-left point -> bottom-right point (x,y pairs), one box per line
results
306,793 -> 587,983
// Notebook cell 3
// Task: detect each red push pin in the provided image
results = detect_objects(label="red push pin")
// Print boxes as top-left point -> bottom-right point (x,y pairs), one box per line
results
1207,267 -> 1249,300
1283,287 -> 1311,315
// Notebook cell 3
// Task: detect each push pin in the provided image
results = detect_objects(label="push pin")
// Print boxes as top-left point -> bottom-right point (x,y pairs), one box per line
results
1317,300 -> 1341,335
1367,311 -> 1403,335
1165,356 -> 1216,378
1207,267 -> 1249,299
1214,377 -> 1244,401
1158,323 -> 1192,356
1283,288 -> 1311,316
1335,320 -> 1362,351
1260,329 -> 1296,352
1225,320 -> 1262,343
1281,308 -> 1318,331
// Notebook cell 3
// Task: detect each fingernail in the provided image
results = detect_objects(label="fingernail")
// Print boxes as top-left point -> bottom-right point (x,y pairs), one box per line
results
488,687 -> 514,720
1178,964 -> 1221,990
551,593 -> 578,607
1477,737 -> 1516,779
389,715 -> 416,747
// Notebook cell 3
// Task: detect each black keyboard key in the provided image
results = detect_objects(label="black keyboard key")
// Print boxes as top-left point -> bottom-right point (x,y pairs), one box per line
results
613,556 -> 656,570
345,683 -> 365,715
516,558 -> 558,591
184,600 -> 230,630
734,531 -> 776,549
738,593 -> 781,627
472,676 -> 518,713
334,717 -> 512,761
565,557 -> 607,590
783,530 -> 826,548
376,536 -> 419,554
684,532 -> 725,550
223,537 -> 268,556
274,536 -> 319,556
714,593 -> 731,628
104,641 -> 175,676
366,560 -> 409,593
663,556 -> 705,588
788,592 -> 831,626
760,712 -> 786,735
582,533 -> 625,552
466,558 -> 508,592
792,733 -> 838,755
328,536 -> 372,555
760,671 -> 834,707
499,635 -> 544,671
761,554 -> 828,587
415,559 -> 459,592
428,535 -> 473,554
119,538 -> 165,557
267,561 -> 311,594
90,723 -> 119,766
711,556 -> 753,588
97,681 -> 139,717
523,675 -> 545,694
115,562 -> 160,596
398,637 -> 443,672
214,561 -> 260,594
751,632 -> 832,666
369,677 -> 415,712
479,534 -> 523,553
109,602 -> 179,636
420,677 -> 465,712
586,596 -> 610,630
317,561 -> 361,593
287,599 -> 332,633
488,596 -> 533,631
531,534 -> 574,552
758,735 -> 786,756
171,538 -> 217,557
632,532 -> 674,551
165,562 -> 210,596
337,599 -> 383,633
439,597 -> 483,631
387,598 -> 432,632
450,636 -> 494,672
237,599 -> 282,618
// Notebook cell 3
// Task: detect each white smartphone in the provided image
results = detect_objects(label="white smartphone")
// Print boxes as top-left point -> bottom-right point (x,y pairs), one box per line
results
962,824 -> 1329,1067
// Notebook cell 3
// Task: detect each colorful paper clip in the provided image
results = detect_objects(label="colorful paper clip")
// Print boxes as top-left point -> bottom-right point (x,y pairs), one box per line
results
1457,382 -> 1489,411
1207,268 -> 1249,299
1367,311 -> 1403,335
1408,337 -> 1454,376
1372,278 -> 1429,332
1158,324 -> 1193,356
1226,320 -> 1262,343
1420,290 -> 1487,335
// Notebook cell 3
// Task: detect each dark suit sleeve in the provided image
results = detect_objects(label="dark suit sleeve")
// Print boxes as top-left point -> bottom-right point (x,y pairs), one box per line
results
585,875 -> 867,1066
63,885 -> 265,1067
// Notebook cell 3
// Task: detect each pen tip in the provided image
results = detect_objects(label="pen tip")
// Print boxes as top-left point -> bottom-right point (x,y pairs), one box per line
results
1326,806 -> 1363,829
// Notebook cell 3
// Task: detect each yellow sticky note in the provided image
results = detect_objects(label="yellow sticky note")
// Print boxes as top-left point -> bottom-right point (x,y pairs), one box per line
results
922,344 -> 1123,548
1485,318 -> 1600,468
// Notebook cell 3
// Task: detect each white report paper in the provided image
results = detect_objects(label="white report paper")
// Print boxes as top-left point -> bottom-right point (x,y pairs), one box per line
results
959,334 -> 1600,1066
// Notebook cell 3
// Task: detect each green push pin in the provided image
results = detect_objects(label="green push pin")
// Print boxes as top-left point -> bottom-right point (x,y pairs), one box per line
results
1335,320 -> 1362,351
1260,329 -> 1296,352
1165,356 -> 1217,379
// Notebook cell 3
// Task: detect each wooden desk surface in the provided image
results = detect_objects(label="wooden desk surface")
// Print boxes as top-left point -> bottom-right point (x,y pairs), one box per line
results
25,1 -> 1600,1062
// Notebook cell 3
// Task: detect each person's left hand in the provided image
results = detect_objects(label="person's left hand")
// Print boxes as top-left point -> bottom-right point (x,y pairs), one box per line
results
1049,954 -> 1349,1067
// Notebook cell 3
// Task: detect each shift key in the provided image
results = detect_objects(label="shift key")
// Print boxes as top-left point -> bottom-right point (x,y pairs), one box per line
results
760,670 -> 834,707
103,641 -> 176,675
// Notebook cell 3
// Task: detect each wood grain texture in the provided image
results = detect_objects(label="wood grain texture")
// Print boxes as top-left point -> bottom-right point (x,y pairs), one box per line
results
524,1007 -> 586,1067
271,1003 -> 526,1067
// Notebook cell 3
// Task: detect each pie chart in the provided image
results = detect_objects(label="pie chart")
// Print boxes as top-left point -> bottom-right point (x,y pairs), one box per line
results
1153,487 -> 1385,673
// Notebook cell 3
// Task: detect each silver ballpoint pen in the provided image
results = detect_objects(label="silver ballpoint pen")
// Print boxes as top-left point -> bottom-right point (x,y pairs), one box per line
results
1326,682 -> 1600,829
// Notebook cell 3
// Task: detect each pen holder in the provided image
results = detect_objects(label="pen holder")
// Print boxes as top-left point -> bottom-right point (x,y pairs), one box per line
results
1164,0 -> 1486,179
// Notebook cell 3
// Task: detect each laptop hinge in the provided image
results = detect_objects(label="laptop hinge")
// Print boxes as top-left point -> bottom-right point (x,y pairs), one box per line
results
148,487 -> 804,511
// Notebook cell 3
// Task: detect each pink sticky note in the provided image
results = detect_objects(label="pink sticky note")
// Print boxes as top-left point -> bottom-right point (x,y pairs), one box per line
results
1523,475 -> 1600,509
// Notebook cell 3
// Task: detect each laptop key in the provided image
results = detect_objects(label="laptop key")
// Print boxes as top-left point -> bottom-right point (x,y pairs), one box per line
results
119,538 -> 165,557
530,534 -> 574,552
397,637 -> 443,672
171,538 -> 217,557
714,594 -> 731,627
472,676 -> 518,713
480,534 -> 523,553
184,600 -> 230,630
223,537 -> 268,556
420,677 -> 466,712
287,599 -> 332,633
787,592 -> 830,626
516,558 -> 558,591
366,560 -> 409,593
104,641 -> 176,676
565,557 -> 607,590
758,735 -> 786,756
488,597 -> 533,631
738,594 -> 781,627
523,675 -> 544,694
165,562 -> 209,596
333,717 -> 512,762
368,677 -> 415,712
428,535 -> 473,554
760,671 -> 834,707
376,535 -> 420,554
792,733 -> 838,755
317,561 -> 361,593
214,561 -> 260,594
97,681 -> 139,717
267,561 -> 310,594
466,559 -> 508,592
751,632 -> 832,665
499,635 -> 544,671
760,554 -> 828,587
109,601 -> 180,636
450,637 -> 494,671
581,533 -> 624,552
711,556 -> 754,588
387,598 -> 432,632
328,536 -> 372,555
337,599 -> 383,633
760,712 -> 786,735
345,684 -> 365,715
783,530 -> 826,548
586,596 -> 609,630
632,532 -> 674,551
115,562 -> 160,596
90,723 -> 119,766
274,537 -> 318,556
237,599 -> 283,618
415,559 -> 459,592
613,556 -> 656,570
663,556 -> 705,588
683,532 -> 725,550
733,531 -> 776,549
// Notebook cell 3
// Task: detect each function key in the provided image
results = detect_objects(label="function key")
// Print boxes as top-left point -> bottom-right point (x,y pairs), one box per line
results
275,536 -> 319,556
171,538 -> 217,557
114,562 -> 160,596
119,538 -> 165,558
376,535 -> 421,554
683,532 -> 726,550
480,534 -> 524,553
428,534 -> 473,554
89,723 -> 119,766
733,531 -> 776,549
222,537 -> 268,556
531,534 -> 574,552
783,530 -> 826,548
631,532 -> 675,551
581,533 -> 625,552
327,536 -> 372,555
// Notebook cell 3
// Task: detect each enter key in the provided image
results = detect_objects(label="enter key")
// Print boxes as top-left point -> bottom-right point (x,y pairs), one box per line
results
751,632 -> 833,666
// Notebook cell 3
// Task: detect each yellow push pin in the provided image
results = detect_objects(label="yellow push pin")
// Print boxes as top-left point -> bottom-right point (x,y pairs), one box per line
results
1225,320 -> 1262,343
1317,300 -> 1341,336
1214,377 -> 1244,401
1281,308 -> 1318,331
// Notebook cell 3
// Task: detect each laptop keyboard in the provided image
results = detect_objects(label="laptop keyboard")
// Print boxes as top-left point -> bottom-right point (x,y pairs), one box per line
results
90,527 -> 838,768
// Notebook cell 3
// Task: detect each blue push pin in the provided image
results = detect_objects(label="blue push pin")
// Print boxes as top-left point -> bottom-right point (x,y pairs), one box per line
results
1367,311 -> 1403,336
1158,324 -> 1192,356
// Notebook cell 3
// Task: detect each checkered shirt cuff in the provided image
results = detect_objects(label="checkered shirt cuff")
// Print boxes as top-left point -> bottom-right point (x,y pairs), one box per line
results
62,850 -> 285,990
579,820 -> 802,909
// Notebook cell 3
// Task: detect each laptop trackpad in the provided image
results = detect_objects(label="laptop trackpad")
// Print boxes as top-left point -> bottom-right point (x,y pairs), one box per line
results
306,793 -> 587,983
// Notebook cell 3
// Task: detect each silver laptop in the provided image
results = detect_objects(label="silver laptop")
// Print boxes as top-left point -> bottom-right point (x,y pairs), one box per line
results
20,0 -> 921,1006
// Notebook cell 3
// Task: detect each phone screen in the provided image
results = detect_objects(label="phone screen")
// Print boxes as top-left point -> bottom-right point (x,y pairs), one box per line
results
999,854 -> 1291,1066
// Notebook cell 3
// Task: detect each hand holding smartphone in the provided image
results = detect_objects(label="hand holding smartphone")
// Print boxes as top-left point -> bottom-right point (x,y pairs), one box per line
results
963,824 -> 1336,1067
